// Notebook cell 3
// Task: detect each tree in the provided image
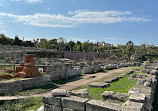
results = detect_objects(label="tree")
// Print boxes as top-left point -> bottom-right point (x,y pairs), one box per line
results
68,41 -> 75,51
22,41 -> 35,47
76,45 -> 81,51
12,35 -> 22,46
0,34 -> 12,45
49,39 -> 58,50
82,42 -> 89,52
57,37 -> 66,51
126,41 -> 134,59
37,39 -> 49,49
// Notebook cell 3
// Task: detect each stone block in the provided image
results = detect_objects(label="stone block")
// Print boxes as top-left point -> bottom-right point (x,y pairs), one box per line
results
113,92 -> 128,102
128,87 -> 141,95
121,100 -> 144,111
83,66 -> 94,74
62,96 -> 88,111
71,89 -> 89,98
131,74 -> 136,78
129,93 -> 146,103
51,105 -> 62,111
137,79 -> 145,86
44,104 -> 62,111
89,82 -> 110,88
43,94 -> 62,106
86,100 -> 120,111
44,104 -> 51,111
63,108 -> 75,111
102,91 -> 115,100
52,89 -> 69,97
144,82 -> 151,87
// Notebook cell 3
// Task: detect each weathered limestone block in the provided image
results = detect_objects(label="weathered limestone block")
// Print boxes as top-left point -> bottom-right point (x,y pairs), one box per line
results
129,93 -> 146,103
137,79 -> 145,86
86,100 -> 120,111
131,74 -> 136,78
44,64 -> 65,80
44,104 -> 51,111
83,66 -> 94,74
128,87 -> 141,95
62,96 -> 89,111
67,67 -> 81,77
146,69 -> 151,74
150,69 -> 158,75
102,91 -> 115,100
43,94 -> 61,106
52,89 -> 70,97
44,104 -> 62,111
89,82 -> 110,88
63,108 -> 75,111
144,82 -> 151,87
93,64 -> 102,72
51,105 -> 62,111
71,89 -> 89,98
113,92 -> 128,102
121,100 -> 144,111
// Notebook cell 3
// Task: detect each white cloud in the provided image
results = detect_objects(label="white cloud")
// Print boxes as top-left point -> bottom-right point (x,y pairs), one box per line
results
26,0 -> 42,4
11,0 -> 21,1
0,10 -> 150,28
0,22 -> 5,33
104,38 -> 126,40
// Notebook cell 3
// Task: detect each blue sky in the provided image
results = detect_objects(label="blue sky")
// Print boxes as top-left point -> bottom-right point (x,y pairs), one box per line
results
0,0 -> 158,45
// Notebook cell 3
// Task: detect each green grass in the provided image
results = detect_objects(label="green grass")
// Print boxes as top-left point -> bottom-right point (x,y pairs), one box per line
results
77,74 -> 137,100
0,97 -> 43,111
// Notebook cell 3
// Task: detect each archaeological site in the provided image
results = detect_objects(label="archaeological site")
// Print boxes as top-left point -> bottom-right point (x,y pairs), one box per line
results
0,42 -> 158,111
0,0 -> 157,111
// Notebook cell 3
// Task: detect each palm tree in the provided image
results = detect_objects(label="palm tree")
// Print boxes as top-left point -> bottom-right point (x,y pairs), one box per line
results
126,41 -> 134,59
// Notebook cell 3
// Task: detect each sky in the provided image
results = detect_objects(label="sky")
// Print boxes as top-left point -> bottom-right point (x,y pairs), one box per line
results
0,0 -> 158,45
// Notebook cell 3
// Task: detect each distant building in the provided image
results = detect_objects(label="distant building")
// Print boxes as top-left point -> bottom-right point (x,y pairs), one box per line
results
115,44 -> 126,48
97,42 -> 113,47
39,38 -> 47,43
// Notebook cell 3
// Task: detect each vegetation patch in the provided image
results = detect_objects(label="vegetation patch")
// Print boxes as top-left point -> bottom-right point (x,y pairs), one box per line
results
77,74 -> 137,100
0,97 -> 43,111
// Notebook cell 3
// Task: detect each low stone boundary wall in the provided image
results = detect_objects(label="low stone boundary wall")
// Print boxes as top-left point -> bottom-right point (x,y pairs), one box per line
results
83,66 -> 94,74
43,63 -> 81,80
0,75 -> 51,94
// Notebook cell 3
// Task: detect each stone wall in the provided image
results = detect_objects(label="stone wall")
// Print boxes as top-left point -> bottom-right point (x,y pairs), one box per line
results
43,63 -> 81,80
64,52 -> 112,61
0,75 -> 51,94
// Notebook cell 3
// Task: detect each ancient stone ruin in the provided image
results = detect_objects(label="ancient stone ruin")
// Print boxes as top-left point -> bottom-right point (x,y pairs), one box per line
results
15,54 -> 41,78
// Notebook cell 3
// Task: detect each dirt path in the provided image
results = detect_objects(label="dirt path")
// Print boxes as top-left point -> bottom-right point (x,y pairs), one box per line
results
0,67 -> 135,101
